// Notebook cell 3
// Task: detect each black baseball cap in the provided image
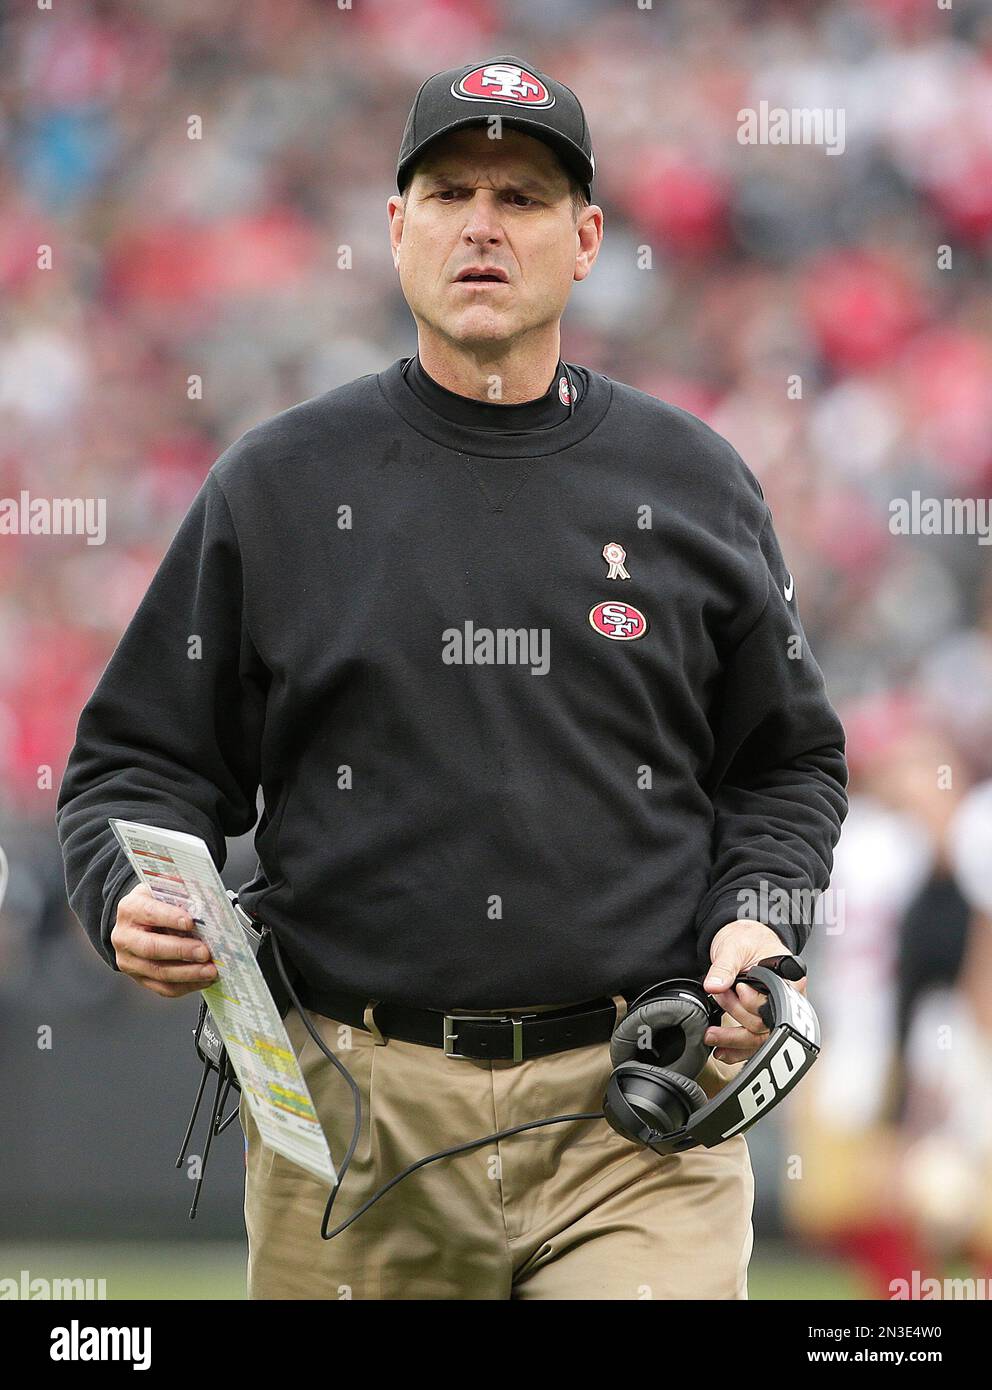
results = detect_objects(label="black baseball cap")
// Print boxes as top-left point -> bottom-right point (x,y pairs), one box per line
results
397,55 -> 595,203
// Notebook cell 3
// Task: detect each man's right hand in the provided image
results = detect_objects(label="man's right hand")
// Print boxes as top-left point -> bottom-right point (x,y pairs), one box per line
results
111,883 -> 218,998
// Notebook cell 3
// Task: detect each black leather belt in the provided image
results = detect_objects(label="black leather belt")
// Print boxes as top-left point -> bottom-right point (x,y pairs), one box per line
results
292,980 -> 620,1062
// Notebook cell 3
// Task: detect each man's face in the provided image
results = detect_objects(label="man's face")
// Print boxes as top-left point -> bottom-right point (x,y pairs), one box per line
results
387,126 -> 601,353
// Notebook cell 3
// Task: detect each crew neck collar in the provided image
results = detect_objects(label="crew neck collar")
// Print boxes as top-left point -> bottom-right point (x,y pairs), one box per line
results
377,355 -> 613,459
406,353 -> 576,431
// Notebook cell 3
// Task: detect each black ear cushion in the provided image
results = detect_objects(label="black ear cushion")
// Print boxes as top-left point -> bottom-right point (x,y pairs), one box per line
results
607,1064 -> 710,1142
610,992 -> 713,1077
654,1069 -> 709,1113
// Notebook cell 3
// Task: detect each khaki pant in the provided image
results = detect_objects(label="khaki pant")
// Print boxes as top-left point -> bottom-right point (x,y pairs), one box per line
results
241,1002 -> 754,1300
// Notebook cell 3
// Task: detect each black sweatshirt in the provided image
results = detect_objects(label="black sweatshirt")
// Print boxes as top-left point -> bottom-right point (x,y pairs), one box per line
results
56,356 -> 848,1010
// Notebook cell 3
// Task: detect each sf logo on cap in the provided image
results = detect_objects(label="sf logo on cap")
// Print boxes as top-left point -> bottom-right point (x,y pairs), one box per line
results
589,601 -> 649,641
452,64 -> 555,107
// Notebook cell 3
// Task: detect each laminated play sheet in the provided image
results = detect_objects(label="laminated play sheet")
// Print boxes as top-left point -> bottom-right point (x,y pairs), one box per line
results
109,818 -> 336,1185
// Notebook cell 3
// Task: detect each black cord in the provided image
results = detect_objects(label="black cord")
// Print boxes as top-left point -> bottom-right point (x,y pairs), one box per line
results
320,1111 -> 601,1241
268,931 -> 604,1241
269,933 -> 363,1234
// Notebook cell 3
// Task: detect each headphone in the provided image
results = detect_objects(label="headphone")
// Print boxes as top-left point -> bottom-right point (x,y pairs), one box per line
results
256,942 -> 820,1240
602,955 -> 819,1155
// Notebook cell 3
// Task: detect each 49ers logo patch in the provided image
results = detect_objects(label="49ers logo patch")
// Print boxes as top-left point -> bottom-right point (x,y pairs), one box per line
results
589,601 -> 649,641
451,64 -> 555,108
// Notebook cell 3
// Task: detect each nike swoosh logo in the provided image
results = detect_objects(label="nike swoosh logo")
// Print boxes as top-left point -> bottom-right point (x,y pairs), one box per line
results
783,574 -> 795,601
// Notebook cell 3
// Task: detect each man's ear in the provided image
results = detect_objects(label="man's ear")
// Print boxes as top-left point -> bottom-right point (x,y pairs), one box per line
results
573,203 -> 603,283
386,194 -> 405,268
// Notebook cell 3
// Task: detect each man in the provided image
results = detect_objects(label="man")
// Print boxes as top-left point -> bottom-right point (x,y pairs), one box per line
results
57,55 -> 848,1299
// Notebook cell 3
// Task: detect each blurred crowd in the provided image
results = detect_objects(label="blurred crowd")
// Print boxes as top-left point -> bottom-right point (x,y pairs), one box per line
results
2,0 -> 992,1292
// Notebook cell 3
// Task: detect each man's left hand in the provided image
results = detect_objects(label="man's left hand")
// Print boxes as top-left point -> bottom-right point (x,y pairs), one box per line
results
702,920 -> 806,1064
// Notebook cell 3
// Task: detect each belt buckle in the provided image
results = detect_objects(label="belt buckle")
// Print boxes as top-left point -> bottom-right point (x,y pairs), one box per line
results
443,1012 -> 534,1062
